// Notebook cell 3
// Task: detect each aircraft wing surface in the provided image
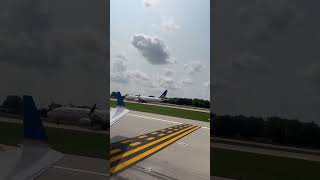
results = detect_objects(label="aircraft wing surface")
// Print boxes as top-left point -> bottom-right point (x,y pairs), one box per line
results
0,143 -> 63,180
110,107 -> 129,126
0,95 -> 63,180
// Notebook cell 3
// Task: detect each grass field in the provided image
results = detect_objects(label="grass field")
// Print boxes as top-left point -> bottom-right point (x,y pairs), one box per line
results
212,148 -> 320,180
110,100 -> 210,122
0,121 -> 107,159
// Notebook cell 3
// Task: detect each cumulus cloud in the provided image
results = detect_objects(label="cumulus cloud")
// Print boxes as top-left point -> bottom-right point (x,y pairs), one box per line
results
111,53 -> 129,83
232,53 -> 267,73
142,0 -> 160,7
157,76 -> 181,90
127,70 -> 158,88
161,17 -> 180,32
131,34 -> 171,65
184,61 -> 205,74
128,70 -> 151,82
181,78 -> 194,85
164,68 -> 174,77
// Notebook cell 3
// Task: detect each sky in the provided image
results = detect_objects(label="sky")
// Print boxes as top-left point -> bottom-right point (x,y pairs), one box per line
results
110,0 -> 210,100
0,0 -> 107,108
213,0 -> 320,123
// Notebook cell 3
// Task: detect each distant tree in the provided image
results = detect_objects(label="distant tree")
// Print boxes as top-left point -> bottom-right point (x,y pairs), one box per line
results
212,114 -> 320,149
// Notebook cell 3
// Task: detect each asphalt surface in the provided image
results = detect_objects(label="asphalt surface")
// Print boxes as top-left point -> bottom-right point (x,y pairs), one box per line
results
110,110 -> 210,180
0,144 -> 107,180
37,154 -> 107,180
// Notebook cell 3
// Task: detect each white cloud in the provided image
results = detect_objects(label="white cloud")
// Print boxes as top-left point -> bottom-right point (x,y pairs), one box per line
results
161,17 -> 180,32
204,81 -> 210,87
128,70 -> 151,81
157,76 -> 181,90
110,53 -> 129,83
142,0 -> 160,7
181,78 -> 194,85
131,34 -> 171,65
128,70 -> 157,88
164,68 -> 174,77
184,61 -> 205,74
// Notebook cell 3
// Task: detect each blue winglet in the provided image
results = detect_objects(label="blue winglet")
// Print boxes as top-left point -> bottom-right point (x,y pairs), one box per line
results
23,95 -> 48,142
116,92 -> 125,107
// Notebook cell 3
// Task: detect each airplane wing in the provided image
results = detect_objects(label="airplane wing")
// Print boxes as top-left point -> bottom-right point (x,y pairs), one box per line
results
0,95 -> 63,180
110,107 -> 129,126
110,92 -> 129,127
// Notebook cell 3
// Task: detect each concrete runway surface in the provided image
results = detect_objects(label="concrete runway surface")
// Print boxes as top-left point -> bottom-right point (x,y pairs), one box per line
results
0,144 -> 107,180
36,154 -> 107,180
110,110 -> 210,180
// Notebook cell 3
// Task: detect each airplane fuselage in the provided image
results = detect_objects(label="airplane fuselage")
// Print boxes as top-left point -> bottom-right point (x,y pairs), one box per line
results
125,95 -> 164,103
47,107 -> 108,126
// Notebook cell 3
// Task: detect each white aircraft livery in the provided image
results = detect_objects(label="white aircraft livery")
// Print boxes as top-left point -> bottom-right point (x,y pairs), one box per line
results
125,90 -> 168,103
0,95 -> 63,180
47,92 -> 129,129
110,92 -> 130,126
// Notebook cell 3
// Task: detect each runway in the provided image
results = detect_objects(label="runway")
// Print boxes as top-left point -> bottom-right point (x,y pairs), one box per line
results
110,110 -> 210,180
0,143 -> 107,180
36,154 -> 107,180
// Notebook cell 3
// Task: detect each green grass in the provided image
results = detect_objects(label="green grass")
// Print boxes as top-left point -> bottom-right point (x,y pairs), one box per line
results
0,121 -> 107,159
212,148 -> 320,180
110,100 -> 210,122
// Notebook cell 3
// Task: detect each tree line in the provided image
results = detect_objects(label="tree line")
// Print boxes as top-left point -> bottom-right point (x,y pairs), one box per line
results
211,113 -> 320,149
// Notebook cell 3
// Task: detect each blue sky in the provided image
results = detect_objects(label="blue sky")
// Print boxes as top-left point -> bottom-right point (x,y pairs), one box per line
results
110,0 -> 210,100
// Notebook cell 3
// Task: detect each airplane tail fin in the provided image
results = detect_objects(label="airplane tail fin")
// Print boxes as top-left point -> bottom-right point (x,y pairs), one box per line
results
116,92 -> 125,107
159,90 -> 168,99
23,95 -> 48,142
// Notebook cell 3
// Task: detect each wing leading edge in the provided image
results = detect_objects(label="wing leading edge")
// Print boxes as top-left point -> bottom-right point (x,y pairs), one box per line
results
0,95 -> 63,180
110,92 -> 129,127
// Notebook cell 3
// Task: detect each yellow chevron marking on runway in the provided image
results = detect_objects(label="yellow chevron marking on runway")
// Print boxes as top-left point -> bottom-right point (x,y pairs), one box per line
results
111,149 -> 121,155
129,142 -> 141,147
121,140 -> 133,144
110,126 -> 200,174
111,125 -> 196,163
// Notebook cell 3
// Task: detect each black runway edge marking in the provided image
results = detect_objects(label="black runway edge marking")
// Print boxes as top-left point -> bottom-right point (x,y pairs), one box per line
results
110,124 -> 200,175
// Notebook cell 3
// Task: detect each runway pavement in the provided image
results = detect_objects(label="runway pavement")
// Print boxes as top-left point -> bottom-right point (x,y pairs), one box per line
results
36,154 -> 107,180
110,110 -> 210,180
0,143 -> 107,180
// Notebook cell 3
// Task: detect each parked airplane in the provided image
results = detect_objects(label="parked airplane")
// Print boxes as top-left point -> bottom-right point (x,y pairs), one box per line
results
125,90 -> 168,103
0,95 -> 63,180
47,92 -> 129,129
